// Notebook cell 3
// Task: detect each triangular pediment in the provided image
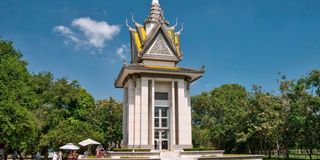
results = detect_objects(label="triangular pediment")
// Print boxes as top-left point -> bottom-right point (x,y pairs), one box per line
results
140,24 -> 180,62
146,33 -> 174,56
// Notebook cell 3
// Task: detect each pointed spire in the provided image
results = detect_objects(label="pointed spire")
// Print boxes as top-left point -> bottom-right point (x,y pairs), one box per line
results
145,0 -> 167,24
152,0 -> 159,5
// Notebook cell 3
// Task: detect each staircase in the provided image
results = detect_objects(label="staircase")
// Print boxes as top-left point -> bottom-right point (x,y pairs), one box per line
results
160,151 -> 195,160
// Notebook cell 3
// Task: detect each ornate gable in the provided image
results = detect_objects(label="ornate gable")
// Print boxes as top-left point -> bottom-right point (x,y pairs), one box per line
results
146,33 -> 173,56
140,24 -> 180,62
126,0 -> 184,64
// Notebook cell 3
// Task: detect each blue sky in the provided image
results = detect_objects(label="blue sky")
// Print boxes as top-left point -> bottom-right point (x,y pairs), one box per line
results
1,0 -> 320,100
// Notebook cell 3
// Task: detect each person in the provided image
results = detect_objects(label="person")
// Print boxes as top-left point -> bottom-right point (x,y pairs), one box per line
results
62,152 -> 67,160
100,147 -> 104,158
67,151 -> 72,160
154,141 -> 158,150
72,151 -> 77,160
58,151 -> 62,160
35,152 -> 41,160
52,152 -> 58,160
13,151 -> 18,160
95,147 -> 99,158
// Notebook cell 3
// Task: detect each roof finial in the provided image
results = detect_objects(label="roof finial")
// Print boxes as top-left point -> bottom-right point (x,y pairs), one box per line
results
125,18 -> 136,31
131,13 -> 143,27
169,18 -> 178,30
152,0 -> 159,5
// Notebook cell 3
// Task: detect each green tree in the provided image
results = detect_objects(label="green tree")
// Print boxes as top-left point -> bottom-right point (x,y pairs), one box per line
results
30,73 -> 96,158
0,39 -> 37,157
278,71 -> 320,159
39,118 -> 103,150
238,85 -> 282,156
89,98 -> 122,148
192,84 -> 249,152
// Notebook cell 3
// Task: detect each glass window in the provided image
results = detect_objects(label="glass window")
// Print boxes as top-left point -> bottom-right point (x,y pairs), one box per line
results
162,131 -> 168,139
155,92 -> 168,100
161,118 -> 168,127
155,118 -> 159,127
155,108 -> 160,117
161,108 -> 168,117
155,131 -> 159,139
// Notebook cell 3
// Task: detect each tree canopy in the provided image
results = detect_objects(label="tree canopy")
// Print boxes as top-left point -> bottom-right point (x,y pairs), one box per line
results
192,72 -> 320,159
0,39 -> 123,159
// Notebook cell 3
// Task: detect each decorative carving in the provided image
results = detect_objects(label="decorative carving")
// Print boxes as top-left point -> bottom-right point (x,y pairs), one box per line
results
148,34 -> 172,56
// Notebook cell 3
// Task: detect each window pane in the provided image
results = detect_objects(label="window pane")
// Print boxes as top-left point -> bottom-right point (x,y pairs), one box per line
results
155,92 -> 168,100
161,108 -> 168,117
155,118 -> 159,127
161,118 -> 168,127
155,108 -> 160,117
155,131 -> 159,139
162,131 -> 168,139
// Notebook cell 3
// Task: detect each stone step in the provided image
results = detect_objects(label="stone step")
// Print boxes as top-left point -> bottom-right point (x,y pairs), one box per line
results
160,151 -> 196,160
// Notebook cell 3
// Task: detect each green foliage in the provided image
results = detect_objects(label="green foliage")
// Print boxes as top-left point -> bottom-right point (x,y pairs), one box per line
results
39,118 -> 103,149
89,98 -> 122,147
0,39 -> 113,156
183,147 -> 216,151
0,39 -> 36,151
192,70 -> 320,157
111,148 -> 133,152
111,148 -> 151,152
192,84 -> 249,152
279,71 -> 320,158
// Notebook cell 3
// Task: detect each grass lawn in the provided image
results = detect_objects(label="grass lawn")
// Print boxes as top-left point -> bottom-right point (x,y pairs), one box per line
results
263,154 -> 320,160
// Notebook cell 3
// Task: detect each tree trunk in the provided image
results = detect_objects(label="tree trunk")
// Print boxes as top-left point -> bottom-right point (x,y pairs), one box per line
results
285,148 -> 289,159
4,149 -> 7,160
307,148 -> 313,160
260,140 -> 263,155
276,141 -> 280,158
43,146 -> 48,160
19,152 -> 23,160
268,148 -> 271,159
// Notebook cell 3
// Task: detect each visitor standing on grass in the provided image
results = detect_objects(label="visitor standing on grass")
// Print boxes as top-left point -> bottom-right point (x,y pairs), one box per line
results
35,152 -> 41,160
13,151 -> 18,160
52,152 -> 58,160
52,152 -> 57,160
58,151 -> 62,160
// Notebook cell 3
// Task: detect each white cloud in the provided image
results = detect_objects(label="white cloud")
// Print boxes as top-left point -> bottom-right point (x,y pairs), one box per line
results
53,26 -> 85,48
54,25 -> 73,35
116,44 -> 129,61
54,17 -> 120,52
72,17 -> 120,48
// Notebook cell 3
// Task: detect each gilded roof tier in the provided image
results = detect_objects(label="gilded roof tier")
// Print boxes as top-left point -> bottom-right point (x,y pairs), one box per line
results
126,0 -> 183,63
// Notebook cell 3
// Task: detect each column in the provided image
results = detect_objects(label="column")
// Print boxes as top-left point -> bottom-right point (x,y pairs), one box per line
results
177,80 -> 192,146
140,78 -> 149,146
151,80 -> 155,146
122,87 -> 128,145
134,78 -> 141,146
127,79 -> 135,146
170,80 -> 176,150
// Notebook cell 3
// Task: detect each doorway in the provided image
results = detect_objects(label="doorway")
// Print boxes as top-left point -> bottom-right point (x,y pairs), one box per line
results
154,130 -> 169,150
154,107 -> 169,150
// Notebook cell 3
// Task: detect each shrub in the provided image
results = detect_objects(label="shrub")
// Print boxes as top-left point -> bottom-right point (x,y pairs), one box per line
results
184,147 -> 216,151
111,148 -> 151,152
